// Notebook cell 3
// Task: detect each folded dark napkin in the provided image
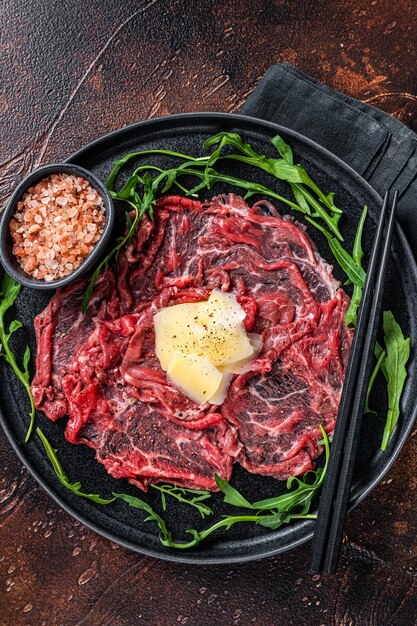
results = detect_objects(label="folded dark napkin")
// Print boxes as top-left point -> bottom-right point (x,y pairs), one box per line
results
240,63 -> 417,258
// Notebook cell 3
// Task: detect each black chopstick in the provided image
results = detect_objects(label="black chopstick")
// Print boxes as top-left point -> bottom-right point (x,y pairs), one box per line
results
309,189 -> 398,574
308,190 -> 391,572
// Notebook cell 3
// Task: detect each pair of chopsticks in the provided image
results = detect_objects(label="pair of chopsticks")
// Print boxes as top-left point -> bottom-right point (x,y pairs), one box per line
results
309,189 -> 398,574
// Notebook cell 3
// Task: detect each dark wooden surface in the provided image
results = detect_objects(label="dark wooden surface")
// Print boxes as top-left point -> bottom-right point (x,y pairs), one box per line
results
1,1 -> 417,624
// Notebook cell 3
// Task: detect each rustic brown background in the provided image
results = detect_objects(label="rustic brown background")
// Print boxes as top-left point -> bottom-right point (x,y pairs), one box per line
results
1,1 -> 417,624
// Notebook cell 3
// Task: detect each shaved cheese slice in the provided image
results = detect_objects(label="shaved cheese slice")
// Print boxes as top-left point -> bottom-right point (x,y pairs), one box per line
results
154,289 -> 263,405
154,303 -> 200,370
223,333 -> 263,375
193,322 -> 254,367
208,372 -> 232,405
194,289 -> 254,366
167,353 -> 223,405
198,288 -> 246,325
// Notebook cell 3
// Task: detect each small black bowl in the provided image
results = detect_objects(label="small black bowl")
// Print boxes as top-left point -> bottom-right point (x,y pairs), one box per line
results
0,163 -> 115,289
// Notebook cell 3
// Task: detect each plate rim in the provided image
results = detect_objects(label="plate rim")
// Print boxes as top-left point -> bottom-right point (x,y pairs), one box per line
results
1,111 -> 416,564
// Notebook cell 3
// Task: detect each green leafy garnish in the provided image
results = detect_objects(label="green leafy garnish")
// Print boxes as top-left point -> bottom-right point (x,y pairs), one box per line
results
213,475 -> 254,509
33,426 -> 331,550
379,312 -> 410,450
344,205 -> 368,327
81,172 -> 156,313
112,492 -> 174,543
116,492 -> 278,551
36,428 -> 115,504
0,274 -> 35,441
160,514 -> 279,550
151,484 -> 213,518
365,347 -> 386,414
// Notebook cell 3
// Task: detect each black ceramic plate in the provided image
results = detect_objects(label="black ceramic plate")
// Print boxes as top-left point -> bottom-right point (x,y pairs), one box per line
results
1,113 -> 416,564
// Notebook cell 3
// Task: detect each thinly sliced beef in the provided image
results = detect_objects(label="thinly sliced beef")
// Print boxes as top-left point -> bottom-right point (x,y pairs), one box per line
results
31,270 -> 118,421
95,387 -> 236,491
32,193 -> 352,492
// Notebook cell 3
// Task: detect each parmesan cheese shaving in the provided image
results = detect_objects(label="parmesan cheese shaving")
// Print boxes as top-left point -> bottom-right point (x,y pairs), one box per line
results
154,289 -> 262,405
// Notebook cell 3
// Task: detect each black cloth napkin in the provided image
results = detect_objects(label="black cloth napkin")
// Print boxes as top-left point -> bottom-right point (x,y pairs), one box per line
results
240,63 -> 417,258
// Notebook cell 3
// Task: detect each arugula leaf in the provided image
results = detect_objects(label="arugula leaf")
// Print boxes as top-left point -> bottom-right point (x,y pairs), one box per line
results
0,274 -> 36,441
82,197 -> 140,312
151,484 -> 213,518
364,348 -> 386,414
327,238 -> 366,286
113,492 -> 174,543
271,134 -> 293,164
344,206 -> 368,327
352,205 -> 367,267
160,427 -> 328,549
380,311 -> 410,450
115,429 -> 329,550
183,166 -> 306,213
251,472 -> 323,514
36,428 -> 115,504
257,512 -> 317,529
33,423 -> 330,551
214,475 -> 254,509
156,514 -> 280,550
305,217 -> 365,286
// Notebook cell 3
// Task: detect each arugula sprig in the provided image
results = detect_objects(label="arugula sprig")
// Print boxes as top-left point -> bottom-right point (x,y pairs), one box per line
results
378,312 -> 410,450
81,171 -> 156,312
113,492 -> 174,542
35,425 -> 335,550
36,428 -> 115,504
151,484 -> 213,518
344,205 -> 368,327
204,132 -> 343,239
0,274 -> 35,441
365,346 -> 386,414
365,312 -> 410,450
